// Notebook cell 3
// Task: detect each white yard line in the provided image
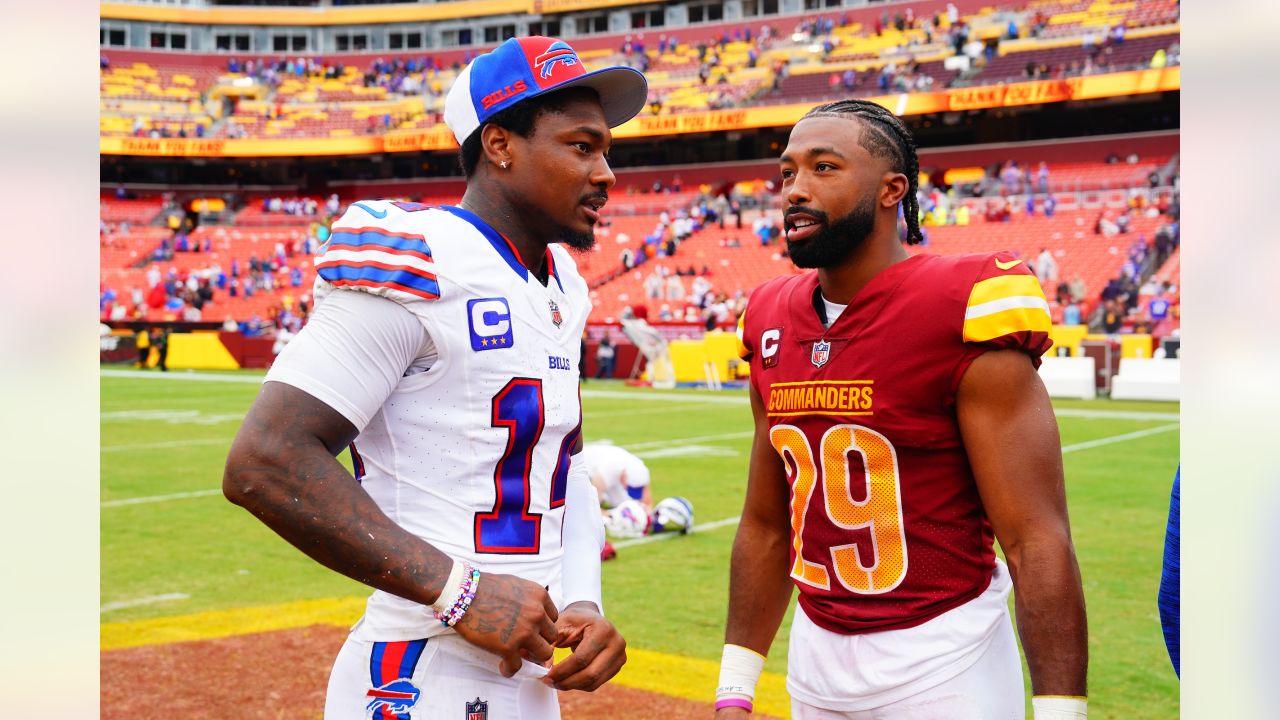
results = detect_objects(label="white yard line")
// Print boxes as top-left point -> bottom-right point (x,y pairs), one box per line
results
100,593 -> 190,614
1060,423 -> 1179,454
613,516 -> 742,549
101,438 -> 228,453
102,489 -> 223,508
1054,408 -> 1179,421
102,369 -> 262,383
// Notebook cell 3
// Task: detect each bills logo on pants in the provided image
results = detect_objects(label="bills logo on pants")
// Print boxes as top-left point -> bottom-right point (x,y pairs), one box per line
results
365,640 -> 428,719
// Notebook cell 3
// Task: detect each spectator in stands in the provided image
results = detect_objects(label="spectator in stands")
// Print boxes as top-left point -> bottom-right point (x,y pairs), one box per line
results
1063,300 -> 1082,326
1036,248 -> 1058,283
1101,300 -> 1123,334
1056,279 -> 1072,306
1044,194 -> 1057,217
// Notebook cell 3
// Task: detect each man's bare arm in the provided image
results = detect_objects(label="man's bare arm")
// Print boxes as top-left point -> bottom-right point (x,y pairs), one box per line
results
957,350 -> 1088,697
724,382 -> 794,656
223,381 -> 559,676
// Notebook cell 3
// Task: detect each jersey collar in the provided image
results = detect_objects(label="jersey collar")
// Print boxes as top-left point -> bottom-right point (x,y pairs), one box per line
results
439,205 -> 563,291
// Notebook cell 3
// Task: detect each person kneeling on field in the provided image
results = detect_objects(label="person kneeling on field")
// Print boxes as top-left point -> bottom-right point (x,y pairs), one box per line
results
577,442 -> 695,557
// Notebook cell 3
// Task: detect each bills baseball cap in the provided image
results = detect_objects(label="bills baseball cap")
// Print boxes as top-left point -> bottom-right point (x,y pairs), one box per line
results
444,36 -> 648,145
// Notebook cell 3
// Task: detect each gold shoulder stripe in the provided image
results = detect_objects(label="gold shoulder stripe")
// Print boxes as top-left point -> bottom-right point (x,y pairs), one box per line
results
967,274 -> 1046,309
964,306 -> 1053,343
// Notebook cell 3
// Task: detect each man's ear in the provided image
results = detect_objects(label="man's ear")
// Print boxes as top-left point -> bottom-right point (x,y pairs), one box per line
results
881,171 -> 909,208
480,124 -> 515,170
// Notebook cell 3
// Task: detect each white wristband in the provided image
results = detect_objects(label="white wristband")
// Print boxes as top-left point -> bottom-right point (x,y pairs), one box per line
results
717,644 -> 766,702
429,557 -> 467,614
1032,696 -> 1088,720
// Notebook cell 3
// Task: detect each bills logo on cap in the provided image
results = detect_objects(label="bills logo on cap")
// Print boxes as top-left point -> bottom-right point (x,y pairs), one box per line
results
533,41 -> 578,79
811,339 -> 831,368
468,297 -> 514,351
443,36 -> 648,147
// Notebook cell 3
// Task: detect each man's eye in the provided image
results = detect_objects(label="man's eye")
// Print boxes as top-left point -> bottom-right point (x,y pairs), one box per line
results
816,162 -> 834,172
780,169 -> 795,179
573,142 -> 591,153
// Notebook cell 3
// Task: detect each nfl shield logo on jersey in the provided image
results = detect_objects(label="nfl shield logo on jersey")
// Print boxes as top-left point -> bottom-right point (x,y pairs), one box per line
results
548,299 -> 563,328
810,339 -> 831,368
466,696 -> 489,720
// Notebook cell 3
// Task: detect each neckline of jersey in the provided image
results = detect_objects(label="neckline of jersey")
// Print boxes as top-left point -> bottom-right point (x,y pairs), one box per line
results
803,253 -> 929,339
437,204 -> 564,292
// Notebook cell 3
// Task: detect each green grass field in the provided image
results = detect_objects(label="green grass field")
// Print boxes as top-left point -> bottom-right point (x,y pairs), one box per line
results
101,370 -> 1180,718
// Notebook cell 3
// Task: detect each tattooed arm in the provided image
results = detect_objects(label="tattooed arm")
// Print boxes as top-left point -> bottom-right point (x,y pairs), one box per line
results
224,382 -> 559,676
222,291 -> 559,677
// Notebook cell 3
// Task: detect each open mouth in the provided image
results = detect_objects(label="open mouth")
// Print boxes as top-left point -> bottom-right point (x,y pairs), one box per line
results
785,214 -> 822,242
580,195 -> 607,224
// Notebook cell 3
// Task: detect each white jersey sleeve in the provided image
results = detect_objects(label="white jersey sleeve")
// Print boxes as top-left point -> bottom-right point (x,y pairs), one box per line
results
265,289 -> 436,430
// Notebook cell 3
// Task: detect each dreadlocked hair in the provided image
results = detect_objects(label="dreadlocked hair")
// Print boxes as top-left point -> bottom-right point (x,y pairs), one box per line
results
801,100 -> 925,245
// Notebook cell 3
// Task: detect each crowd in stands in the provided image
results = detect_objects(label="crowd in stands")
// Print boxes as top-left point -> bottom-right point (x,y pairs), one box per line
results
258,194 -> 341,216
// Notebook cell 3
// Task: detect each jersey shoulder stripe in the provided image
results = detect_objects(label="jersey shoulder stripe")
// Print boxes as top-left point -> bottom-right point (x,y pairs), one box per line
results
962,256 -> 1051,343
316,217 -> 441,300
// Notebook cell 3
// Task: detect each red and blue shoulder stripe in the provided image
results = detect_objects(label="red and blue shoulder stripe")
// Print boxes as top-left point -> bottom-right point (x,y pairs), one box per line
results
317,225 -> 441,300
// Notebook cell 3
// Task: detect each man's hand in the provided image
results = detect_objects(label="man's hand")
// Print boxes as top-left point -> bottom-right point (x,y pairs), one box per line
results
542,601 -> 627,691
452,572 -> 560,678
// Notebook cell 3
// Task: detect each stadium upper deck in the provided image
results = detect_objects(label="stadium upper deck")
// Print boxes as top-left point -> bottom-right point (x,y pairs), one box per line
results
100,0 -> 1178,148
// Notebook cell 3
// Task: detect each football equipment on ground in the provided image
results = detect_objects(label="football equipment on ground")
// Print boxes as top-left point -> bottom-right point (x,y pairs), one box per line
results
602,499 -> 650,539
652,496 -> 694,534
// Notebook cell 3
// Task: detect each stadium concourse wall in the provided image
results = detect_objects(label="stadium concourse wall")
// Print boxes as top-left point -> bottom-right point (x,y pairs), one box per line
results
101,325 -> 278,369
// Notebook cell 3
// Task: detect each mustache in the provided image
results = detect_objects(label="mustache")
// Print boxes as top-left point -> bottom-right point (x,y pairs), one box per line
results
785,206 -> 828,225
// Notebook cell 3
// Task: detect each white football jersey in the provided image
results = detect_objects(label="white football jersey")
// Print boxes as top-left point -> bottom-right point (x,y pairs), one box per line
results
307,200 -> 589,640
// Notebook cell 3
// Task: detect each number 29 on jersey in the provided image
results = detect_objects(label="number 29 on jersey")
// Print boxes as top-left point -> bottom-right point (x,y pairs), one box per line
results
771,424 -> 908,595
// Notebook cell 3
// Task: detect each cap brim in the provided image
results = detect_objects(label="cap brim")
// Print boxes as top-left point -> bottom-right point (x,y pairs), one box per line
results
545,65 -> 649,129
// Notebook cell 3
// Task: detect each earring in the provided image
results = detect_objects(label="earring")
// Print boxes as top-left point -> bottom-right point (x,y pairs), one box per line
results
499,160 -> 509,169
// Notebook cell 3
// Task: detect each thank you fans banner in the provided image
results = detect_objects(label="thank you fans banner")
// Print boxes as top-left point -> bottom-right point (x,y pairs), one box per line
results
100,68 -> 1178,158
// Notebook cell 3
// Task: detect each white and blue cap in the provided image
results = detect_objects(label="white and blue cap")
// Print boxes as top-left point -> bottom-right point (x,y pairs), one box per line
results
444,36 -> 648,145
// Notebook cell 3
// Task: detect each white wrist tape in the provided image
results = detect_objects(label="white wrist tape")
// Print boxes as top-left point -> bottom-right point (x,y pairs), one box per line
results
717,644 -> 766,702
561,459 -> 605,611
1032,696 -> 1088,720
429,557 -> 467,613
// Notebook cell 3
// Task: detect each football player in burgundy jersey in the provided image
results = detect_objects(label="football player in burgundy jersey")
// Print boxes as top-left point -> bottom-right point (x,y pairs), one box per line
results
716,100 -> 1088,720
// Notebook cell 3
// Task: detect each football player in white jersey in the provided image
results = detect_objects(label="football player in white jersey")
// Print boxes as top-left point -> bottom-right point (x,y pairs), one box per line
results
223,36 -> 648,720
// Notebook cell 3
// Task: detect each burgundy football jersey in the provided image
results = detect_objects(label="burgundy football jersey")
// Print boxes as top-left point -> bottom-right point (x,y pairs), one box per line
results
739,252 -> 1052,634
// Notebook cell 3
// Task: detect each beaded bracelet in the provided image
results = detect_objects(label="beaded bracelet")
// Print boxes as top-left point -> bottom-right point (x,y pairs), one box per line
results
434,562 -> 481,627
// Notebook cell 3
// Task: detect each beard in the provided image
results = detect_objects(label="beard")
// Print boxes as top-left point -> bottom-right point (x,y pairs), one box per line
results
558,226 -> 596,251
786,195 -> 878,269
558,190 -> 608,251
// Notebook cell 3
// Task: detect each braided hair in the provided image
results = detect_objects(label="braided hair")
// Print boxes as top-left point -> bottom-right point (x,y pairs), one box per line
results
800,100 -> 924,245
